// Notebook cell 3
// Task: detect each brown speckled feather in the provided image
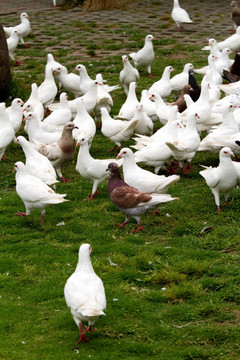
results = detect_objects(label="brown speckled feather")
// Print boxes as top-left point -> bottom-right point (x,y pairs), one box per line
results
110,185 -> 152,208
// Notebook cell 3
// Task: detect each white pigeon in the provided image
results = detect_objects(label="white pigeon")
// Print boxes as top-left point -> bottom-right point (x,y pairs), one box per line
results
43,92 -> 72,128
171,0 -> 193,32
201,70 -> 221,102
218,82 -> 240,96
199,147 -> 239,211
0,103 -> 15,160
53,65 -> 82,97
179,81 -> 212,133
64,243 -> 106,343
94,75 -> 113,121
76,137 -> 123,200
116,81 -> 140,120
199,104 -> 240,152
4,12 -> 31,47
133,130 -> 176,174
49,81 -> 99,116
74,64 -> 94,95
140,89 -> 158,123
202,26 -> 240,52
101,107 -> 139,151
170,63 -> 194,91
205,55 -> 222,86
117,147 -> 179,193
23,83 -> 45,120
24,112 -> 61,145
16,135 -> 58,186
132,105 -> 179,150
132,104 -> 153,136
165,112 -> 201,173
45,53 -> 66,86
202,38 -> 222,58
129,34 -> 155,77
6,98 -> 24,135
7,29 -> 21,65
37,122 -> 77,183
38,66 -> 58,107
119,55 -> 139,94
148,92 -> 172,125
95,73 -> 120,93
72,98 -> 96,146
14,161 -> 68,222
148,66 -> 175,99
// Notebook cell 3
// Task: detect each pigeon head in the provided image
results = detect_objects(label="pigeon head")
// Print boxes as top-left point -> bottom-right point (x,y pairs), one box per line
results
24,112 -> 36,122
117,148 -> 132,159
146,34 -> 155,41
220,147 -> 234,158
76,243 -> 94,272
14,161 -> 25,173
63,122 -> 78,132
107,162 -> 123,180
122,55 -> 128,62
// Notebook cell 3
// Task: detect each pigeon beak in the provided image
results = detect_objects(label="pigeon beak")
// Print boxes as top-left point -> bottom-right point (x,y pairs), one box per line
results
89,246 -> 92,254
76,142 -> 80,147
117,153 -> 121,159
74,126 -> 79,129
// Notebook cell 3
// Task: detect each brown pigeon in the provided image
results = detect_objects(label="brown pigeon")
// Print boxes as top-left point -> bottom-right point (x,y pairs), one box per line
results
107,162 -> 177,232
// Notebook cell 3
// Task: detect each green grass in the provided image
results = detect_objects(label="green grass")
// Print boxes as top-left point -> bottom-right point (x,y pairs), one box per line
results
1,3 -> 240,360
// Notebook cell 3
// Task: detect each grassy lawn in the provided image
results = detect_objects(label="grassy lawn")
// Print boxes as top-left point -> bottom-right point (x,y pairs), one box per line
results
0,3 -> 240,360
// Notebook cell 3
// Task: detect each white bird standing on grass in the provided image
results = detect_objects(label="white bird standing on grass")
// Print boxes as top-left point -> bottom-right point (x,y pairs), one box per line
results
6,98 -> 24,136
129,34 -> 155,77
119,55 -> 139,94
171,0 -> 193,32
149,66 -> 175,100
14,161 -> 68,222
199,147 -> 239,211
4,12 -> 31,47
117,147 -> 179,194
64,243 -> 106,343
16,136 -> 58,186
0,103 -> 15,160
101,107 -> 139,151
7,29 -> 21,65
76,137 -> 123,200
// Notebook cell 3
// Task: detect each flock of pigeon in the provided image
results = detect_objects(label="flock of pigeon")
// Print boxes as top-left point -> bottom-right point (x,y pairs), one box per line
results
3,0 -> 240,344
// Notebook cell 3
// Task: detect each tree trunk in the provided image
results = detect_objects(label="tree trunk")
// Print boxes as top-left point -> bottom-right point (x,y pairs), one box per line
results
0,24 -> 11,102
83,0 -> 119,11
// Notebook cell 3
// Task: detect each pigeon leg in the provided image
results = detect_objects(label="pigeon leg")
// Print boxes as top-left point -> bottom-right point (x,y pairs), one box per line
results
77,323 -> 90,343
216,205 -> 221,212
24,44 -> 30,48
150,208 -> 160,215
132,221 -> 145,232
108,144 -> 119,152
41,210 -> 45,223
14,60 -> 23,66
85,325 -> 96,332
61,176 -> 70,183
117,217 -> 129,228
16,210 -> 28,219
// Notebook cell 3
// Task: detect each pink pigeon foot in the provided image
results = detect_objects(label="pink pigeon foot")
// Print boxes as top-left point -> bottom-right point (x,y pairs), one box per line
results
116,220 -> 129,228
16,210 -> 28,219
61,176 -> 70,183
24,44 -> 30,48
132,223 -> 145,232
149,73 -> 154,78
150,208 -> 160,215
108,145 -> 118,152
216,206 -> 222,213
77,324 -> 90,343
14,60 -> 23,66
